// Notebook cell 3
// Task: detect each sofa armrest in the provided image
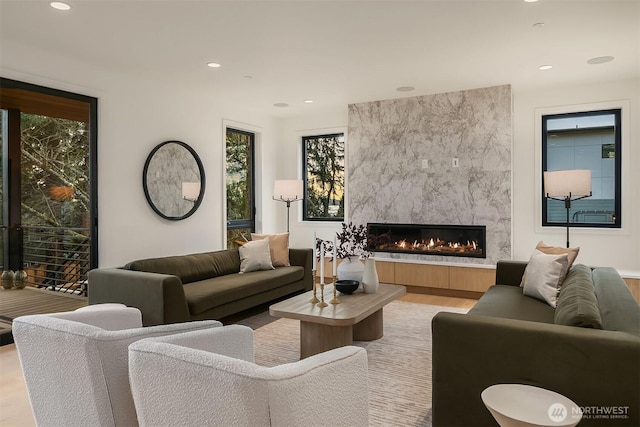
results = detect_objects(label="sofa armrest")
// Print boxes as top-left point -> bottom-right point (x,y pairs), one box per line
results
495,260 -> 528,286
88,268 -> 190,326
289,248 -> 313,290
432,312 -> 640,427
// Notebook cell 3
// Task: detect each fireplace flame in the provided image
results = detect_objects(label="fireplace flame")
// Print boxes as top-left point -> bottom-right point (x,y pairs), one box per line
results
367,223 -> 485,258
379,238 -> 481,255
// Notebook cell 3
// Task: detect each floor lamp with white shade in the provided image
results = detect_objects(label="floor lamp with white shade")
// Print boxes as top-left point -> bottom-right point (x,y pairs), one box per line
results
273,180 -> 303,232
543,169 -> 592,248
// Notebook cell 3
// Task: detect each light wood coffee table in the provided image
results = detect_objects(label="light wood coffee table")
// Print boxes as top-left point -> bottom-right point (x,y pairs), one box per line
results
269,283 -> 406,358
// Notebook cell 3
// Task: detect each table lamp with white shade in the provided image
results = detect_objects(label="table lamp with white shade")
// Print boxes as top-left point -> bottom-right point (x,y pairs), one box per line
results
543,169 -> 592,248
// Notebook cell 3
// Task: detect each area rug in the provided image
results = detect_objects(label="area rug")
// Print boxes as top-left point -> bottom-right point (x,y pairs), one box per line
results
237,300 -> 468,427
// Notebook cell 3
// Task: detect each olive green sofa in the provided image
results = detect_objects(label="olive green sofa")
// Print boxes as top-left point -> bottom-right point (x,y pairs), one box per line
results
87,248 -> 312,326
432,260 -> 640,427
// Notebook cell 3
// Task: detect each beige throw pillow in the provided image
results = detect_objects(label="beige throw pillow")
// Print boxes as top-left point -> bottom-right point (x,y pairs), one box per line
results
251,233 -> 290,267
520,241 -> 580,287
535,241 -> 580,267
238,239 -> 274,273
522,249 -> 570,308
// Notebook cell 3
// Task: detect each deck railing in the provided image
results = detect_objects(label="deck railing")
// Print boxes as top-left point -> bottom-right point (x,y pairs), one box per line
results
21,226 -> 90,296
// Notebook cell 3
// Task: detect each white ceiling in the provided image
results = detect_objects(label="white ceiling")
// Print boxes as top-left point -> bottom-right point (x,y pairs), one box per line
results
1,0 -> 638,118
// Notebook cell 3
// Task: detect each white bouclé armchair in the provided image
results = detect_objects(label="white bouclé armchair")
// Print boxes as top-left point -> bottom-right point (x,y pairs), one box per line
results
128,324 -> 370,427
12,304 -> 221,427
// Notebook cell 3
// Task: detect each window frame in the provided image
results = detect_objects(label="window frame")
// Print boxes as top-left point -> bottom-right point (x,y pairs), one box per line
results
302,132 -> 345,222
541,108 -> 622,229
225,127 -> 256,239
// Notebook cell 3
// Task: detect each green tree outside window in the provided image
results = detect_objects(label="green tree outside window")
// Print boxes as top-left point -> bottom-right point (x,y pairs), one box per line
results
303,133 -> 344,221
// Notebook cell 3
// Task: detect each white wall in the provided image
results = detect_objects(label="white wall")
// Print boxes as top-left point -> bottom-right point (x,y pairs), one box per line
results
278,110 -> 348,249
281,78 -> 639,277
512,78 -> 639,276
1,40 -> 280,267
4,37 -> 638,276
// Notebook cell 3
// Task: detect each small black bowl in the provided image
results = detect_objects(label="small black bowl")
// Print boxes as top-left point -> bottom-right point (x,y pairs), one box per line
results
335,280 -> 359,295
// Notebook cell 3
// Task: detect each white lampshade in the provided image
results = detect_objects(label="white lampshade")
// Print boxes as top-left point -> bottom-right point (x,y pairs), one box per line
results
182,181 -> 201,200
273,180 -> 303,202
544,170 -> 592,197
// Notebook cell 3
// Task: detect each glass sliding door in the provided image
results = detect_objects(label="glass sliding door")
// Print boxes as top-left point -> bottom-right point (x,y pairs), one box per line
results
21,113 -> 91,293
0,78 -> 97,295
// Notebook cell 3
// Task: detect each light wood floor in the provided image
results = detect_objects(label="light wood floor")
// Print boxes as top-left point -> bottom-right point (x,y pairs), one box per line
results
0,293 -> 476,427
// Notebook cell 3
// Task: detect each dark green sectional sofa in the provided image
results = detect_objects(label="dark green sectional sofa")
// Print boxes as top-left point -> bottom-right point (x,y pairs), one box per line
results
432,260 -> 640,427
87,248 -> 312,326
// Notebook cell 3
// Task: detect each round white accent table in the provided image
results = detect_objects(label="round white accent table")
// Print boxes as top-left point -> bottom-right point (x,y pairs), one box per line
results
481,384 -> 582,427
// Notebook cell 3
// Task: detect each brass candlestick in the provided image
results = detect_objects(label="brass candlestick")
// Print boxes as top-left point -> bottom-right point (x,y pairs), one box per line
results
317,281 -> 328,308
330,275 -> 340,304
310,269 -> 319,304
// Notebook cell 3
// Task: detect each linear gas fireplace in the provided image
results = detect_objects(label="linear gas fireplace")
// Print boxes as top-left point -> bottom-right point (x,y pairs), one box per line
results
367,223 -> 486,258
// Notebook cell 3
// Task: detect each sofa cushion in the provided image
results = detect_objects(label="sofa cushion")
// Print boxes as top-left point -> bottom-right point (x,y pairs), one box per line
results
184,266 -> 305,315
554,264 -> 602,329
592,267 -> 640,337
468,285 -> 555,324
522,250 -> 569,308
125,250 -> 241,284
126,253 -> 215,284
209,250 -> 242,277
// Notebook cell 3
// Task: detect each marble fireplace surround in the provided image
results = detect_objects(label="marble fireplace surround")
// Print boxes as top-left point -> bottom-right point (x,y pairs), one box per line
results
347,85 -> 512,265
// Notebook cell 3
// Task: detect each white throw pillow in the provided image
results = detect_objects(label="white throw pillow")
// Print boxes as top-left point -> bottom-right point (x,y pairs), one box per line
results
522,249 -> 570,308
239,238 -> 274,273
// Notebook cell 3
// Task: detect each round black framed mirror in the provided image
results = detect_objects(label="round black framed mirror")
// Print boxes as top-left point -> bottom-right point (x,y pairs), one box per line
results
143,140 -> 206,220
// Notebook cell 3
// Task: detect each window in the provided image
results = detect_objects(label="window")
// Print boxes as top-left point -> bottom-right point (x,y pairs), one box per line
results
303,133 -> 344,221
226,128 -> 255,248
542,109 -> 621,228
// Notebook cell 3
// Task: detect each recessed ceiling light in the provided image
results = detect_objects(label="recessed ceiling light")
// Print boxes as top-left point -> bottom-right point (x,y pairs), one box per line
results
273,103 -> 289,108
587,56 -> 614,65
532,22 -> 545,28
538,65 -> 553,71
396,86 -> 415,92
303,99 -> 314,104
50,2 -> 71,10
524,0 -> 539,3
206,62 -> 221,68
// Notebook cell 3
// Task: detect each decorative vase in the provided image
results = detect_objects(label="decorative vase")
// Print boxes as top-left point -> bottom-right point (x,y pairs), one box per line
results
362,258 -> 379,294
1,270 -> 15,289
337,256 -> 365,285
13,269 -> 27,289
